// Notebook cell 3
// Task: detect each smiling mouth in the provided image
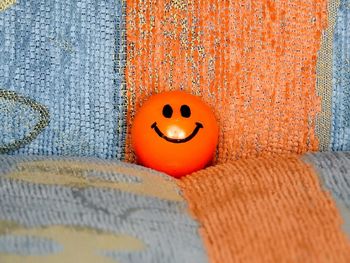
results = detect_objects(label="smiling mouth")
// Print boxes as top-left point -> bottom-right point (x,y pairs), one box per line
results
151,122 -> 203,143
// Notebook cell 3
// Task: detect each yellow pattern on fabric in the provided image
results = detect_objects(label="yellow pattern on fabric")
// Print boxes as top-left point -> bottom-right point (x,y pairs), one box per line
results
315,0 -> 341,151
0,0 -> 16,11
0,223 -> 145,263
7,160 -> 182,201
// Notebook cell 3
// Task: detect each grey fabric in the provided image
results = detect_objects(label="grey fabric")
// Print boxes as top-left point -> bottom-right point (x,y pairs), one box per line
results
305,152 -> 350,236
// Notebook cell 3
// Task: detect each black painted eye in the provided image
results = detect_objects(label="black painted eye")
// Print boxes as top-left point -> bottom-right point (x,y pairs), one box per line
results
162,104 -> 173,118
180,104 -> 191,118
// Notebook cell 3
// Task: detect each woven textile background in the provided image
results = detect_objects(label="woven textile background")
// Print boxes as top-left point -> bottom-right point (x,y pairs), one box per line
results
331,0 -> 350,151
125,0 -> 328,163
1,0 -> 350,161
0,0 -> 127,158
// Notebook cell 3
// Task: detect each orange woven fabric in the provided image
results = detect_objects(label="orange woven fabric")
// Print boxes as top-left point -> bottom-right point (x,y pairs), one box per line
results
125,0 -> 327,163
179,155 -> 350,262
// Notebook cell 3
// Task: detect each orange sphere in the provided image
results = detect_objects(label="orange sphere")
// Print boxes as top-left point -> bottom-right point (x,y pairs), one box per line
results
131,91 -> 219,178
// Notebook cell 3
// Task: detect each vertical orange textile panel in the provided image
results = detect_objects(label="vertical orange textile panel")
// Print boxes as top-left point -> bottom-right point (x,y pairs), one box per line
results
125,0 -> 327,163
179,155 -> 350,262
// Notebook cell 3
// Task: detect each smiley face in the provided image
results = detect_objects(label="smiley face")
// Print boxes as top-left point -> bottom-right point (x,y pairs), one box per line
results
131,91 -> 219,178
151,104 -> 203,143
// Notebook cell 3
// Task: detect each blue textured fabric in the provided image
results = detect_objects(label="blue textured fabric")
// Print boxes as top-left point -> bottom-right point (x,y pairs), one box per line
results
0,0 -> 126,159
0,235 -> 62,256
331,0 -> 350,151
0,156 -> 208,263
305,152 -> 350,236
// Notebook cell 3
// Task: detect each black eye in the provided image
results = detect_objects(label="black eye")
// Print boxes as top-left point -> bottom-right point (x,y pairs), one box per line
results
162,104 -> 173,118
180,104 -> 191,118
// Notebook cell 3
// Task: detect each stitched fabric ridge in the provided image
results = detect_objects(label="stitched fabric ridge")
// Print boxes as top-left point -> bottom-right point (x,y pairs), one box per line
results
316,0 -> 341,151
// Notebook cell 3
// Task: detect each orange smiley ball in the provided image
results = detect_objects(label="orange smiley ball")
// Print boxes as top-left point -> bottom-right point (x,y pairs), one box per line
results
131,91 -> 219,178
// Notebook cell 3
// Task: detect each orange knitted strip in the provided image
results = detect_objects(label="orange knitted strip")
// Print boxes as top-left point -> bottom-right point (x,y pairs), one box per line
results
179,155 -> 350,263
125,0 -> 327,163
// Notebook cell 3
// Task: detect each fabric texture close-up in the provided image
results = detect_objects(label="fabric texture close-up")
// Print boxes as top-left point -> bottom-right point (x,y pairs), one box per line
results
1,0 -> 350,262
0,156 -> 208,263
125,0 -> 327,163
0,0 -> 127,159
